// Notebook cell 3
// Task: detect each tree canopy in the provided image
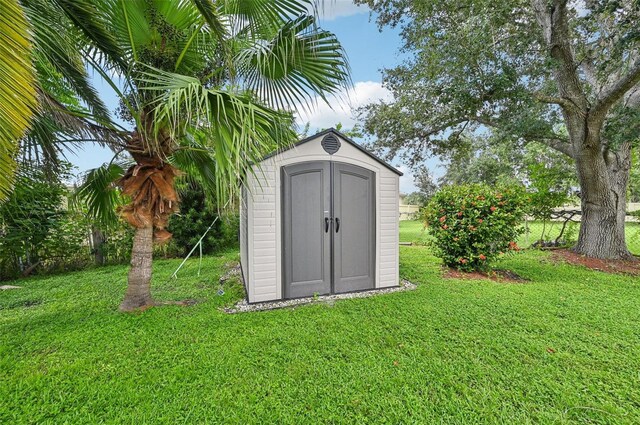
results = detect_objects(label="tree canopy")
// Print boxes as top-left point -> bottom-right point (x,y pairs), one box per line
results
357,0 -> 639,162
356,0 -> 640,259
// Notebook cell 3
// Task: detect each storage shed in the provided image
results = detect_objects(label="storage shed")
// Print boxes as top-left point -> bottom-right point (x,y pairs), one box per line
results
240,129 -> 402,303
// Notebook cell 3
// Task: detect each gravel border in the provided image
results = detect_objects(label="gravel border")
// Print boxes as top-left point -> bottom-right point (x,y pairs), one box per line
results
223,279 -> 417,314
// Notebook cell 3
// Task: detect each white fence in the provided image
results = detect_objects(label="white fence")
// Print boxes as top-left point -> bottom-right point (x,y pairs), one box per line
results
399,204 -> 420,221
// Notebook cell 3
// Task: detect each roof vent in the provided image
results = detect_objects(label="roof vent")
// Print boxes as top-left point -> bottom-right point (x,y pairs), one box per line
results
321,134 -> 341,155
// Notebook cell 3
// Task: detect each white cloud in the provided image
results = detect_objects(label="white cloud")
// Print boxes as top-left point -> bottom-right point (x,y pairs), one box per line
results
296,80 -> 392,130
310,1 -> 369,21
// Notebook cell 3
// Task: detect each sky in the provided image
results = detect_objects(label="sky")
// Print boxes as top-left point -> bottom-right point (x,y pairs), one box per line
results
69,1 -> 421,193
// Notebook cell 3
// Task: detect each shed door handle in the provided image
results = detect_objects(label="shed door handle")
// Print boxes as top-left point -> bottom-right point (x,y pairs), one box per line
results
325,217 -> 330,233
335,217 -> 340,233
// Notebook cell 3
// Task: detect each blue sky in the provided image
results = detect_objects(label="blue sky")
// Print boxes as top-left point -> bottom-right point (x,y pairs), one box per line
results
69,1 -> 421,192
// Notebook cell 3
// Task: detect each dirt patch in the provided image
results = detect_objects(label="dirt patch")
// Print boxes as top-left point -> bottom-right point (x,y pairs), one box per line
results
2,299 -> 42,310
443,268 -> 529,283
551,249 -> 640,275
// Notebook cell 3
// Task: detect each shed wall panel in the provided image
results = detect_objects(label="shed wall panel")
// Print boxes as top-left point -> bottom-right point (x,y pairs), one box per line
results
239,187 -> 249,291
377,168 -> 399,288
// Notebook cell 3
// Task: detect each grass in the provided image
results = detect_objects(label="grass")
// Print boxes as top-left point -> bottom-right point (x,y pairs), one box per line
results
2,229 -> 640,423
399,219 -> 429,244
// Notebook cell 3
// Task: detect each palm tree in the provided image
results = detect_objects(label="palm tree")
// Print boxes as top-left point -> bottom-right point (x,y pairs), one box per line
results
66,0 -> 350,311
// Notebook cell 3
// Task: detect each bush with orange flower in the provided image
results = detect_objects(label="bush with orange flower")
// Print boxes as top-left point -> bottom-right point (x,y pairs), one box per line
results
423,184 -> 527,271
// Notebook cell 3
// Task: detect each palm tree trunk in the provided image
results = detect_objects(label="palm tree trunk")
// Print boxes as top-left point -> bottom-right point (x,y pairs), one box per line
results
120,225 -> 154,311
91,226 -> 105,266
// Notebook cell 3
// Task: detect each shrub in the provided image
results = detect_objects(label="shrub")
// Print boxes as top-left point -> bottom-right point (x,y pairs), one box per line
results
0,164 -> 115,279
423,184 -> 528,271
165,182 -> 239,257
100,224 -> 135,264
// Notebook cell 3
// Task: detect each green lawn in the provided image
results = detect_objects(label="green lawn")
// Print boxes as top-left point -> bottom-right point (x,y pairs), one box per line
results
2,235 -> 640,423
399,219 -> 430,244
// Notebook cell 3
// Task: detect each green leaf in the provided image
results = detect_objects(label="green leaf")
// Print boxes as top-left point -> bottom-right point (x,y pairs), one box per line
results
75,163 -> 126,227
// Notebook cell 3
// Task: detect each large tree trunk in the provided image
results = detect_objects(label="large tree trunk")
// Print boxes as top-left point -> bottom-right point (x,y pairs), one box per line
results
120,226 -> 155,311
573,141 -> 634,260
529,0 -> 640,260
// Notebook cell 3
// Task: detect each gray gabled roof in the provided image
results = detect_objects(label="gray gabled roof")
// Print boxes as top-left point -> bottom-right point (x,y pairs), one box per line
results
261,128 -> 403,176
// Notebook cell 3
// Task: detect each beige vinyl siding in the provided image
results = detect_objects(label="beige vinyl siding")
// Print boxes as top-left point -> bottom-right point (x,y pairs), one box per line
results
246,163 -> 278,302
243,133 -> 400,303
377,169 -> 400,288
239,187 -> 249,288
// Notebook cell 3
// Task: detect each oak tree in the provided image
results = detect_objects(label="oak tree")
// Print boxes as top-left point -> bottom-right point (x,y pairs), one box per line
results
357,0 -> 640,259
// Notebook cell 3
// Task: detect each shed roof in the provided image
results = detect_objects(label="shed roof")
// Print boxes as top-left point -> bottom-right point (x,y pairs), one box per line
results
261,128 -> 403,176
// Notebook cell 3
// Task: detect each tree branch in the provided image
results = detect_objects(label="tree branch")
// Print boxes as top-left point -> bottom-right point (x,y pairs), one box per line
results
542,138 -> 574,158
530,0 -> 588,111
416,118 -> 468,140
625,85 -> 640,108
593,58 -> 640,117
474,116 -> 574,158
533,92 -> 572,107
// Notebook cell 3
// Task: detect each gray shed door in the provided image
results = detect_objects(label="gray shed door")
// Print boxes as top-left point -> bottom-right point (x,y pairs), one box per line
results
282,161 -> 375,299
332,163 -> 375,293
282,162 -> 332,298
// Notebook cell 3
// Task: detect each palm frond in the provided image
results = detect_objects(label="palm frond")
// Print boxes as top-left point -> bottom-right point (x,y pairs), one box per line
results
22,0 -> 111,121
0,0 -> 37,201
223,0 -> 313,34
53,0 -> 126,70
74,162 -> 127,227
38,90 -> 129,148
139,66 -> 296,203
84,0 -> 149,70
190,0 -> 230,44
235,15 -> 351,111
19,89 -> 129,173
169,131 -> 220,201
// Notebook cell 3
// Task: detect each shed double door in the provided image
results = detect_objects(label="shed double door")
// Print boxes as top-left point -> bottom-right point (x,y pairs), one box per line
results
282,161 -> 375,299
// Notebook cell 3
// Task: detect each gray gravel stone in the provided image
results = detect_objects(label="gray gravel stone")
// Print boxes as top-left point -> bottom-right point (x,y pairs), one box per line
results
223,279 -> 417,314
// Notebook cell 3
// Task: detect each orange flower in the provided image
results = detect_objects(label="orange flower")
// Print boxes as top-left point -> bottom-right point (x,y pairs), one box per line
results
479,254 -> 486,260
490,206 -> 497,212
439,215 -> 447,223
478,219 -> 483,223
459,258 -> 468,264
